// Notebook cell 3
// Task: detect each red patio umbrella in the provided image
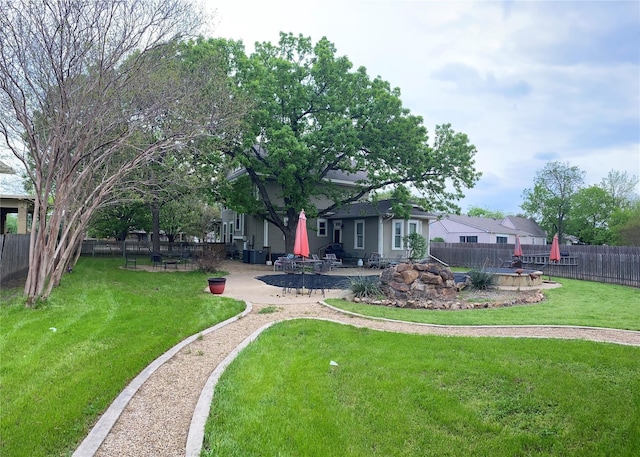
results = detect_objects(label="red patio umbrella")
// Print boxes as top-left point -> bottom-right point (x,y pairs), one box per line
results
549,233 -> 561,264
293,209 -> 310,259
513,235 -> 523,258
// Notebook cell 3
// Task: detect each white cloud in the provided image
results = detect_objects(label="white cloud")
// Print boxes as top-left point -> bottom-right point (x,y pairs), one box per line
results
208,0 -> 639,211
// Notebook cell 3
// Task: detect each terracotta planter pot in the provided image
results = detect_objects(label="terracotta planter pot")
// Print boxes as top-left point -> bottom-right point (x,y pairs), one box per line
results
208,277 -> 226,294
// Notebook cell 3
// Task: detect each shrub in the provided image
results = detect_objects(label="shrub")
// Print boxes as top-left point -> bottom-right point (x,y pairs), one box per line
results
403,232 -> 427,261
467,269 -> 496,290
349,275 -> 383,299
197,243 -> 225,272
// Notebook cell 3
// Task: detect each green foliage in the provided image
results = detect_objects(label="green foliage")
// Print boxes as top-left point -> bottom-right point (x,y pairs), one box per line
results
467,269 -> 496,290
4,213 -> 18,233
349,275 -> 383,299
521,161 -> 585,243
610,200 -> 640,246
565,186 -> 613,245
600,170 -> 639,209
403,232 -> 427,260
190,33 -> 480,251
431,236 -> 445,242
87,202 -> 150,240
467,206 -> 505,219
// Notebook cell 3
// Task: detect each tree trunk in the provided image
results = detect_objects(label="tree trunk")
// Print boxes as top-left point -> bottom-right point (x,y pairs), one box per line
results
151,204 -> 161,254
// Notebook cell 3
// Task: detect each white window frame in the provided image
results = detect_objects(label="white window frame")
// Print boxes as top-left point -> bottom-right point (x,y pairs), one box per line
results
234,213 -> 244,234
408,220 -> 419,235
392,219 -> 404,250
354,219 -> 365,249
496,235 -> 508,244
226,222 -> 233,243
317,218 -> 328,237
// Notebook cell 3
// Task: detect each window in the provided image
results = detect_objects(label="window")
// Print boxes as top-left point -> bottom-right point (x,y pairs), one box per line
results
355,220 -> 365,249
459,236 -> 478,243
317,218 -> 328,237
228,223 -> 233,243
496,236 -> 508,244
408,220 -> 419,235
393,220 -> 404,249
234,213 -> 244,233
222,223 -> 227,243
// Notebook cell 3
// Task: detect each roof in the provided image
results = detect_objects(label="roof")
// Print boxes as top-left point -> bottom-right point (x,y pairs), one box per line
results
504,216 -> 547,238
434,214 -> 545,237
328,199 -> 436,220
0,160 -> 15,174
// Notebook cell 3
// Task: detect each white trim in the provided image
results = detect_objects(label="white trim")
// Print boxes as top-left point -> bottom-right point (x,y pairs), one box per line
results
317,218 -> 328,237
354,219 -> 365,249
263,220 -> 269,246
392,219 -> 404,250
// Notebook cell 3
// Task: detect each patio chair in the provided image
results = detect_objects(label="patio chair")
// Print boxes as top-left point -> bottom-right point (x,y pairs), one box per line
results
151,253 -> 163,269
365,253 -> 381,268
180,250 -> 193,269
124,255 -> 137,269
324,253 -> 342,269
274,254 -> 295,271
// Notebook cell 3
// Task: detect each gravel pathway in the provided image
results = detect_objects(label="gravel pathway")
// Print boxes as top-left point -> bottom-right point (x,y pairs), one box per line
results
74,263 -> 640,457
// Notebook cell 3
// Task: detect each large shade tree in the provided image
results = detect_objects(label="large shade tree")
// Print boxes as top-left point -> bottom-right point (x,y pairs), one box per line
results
521,161 -> 585,243
565,185 -> 613,245
199,33 -> 481,253
0,0 -> 242,304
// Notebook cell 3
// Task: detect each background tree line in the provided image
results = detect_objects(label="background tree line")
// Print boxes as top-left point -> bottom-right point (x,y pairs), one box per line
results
469,162 -> 639,246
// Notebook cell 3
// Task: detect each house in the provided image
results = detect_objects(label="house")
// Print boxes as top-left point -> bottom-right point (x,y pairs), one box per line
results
0,159 -> 34,234
220,145 -> 437,262
326,199 -> 436,261
222,197 -> 436,263
429,214 -> 547,245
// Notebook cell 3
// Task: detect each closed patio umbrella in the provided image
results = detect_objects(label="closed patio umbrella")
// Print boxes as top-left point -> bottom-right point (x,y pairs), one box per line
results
293,209 -> 310,258
549,233 -> 561,263
293,209 -> 310,292
548,233 -> 561,281
514,235 -> 523,258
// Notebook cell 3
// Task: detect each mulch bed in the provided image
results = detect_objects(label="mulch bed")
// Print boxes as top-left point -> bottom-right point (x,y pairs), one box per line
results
256,274 -> 354,290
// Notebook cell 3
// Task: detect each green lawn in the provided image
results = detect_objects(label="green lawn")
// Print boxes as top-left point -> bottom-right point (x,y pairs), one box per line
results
0,257 -> 245,457
326,278 -> 640,330
1,259 -> 638,456
204,319 -> 640,457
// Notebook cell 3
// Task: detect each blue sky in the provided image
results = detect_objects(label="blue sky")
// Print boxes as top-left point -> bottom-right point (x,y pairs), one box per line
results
2,1 -> 638,214
210,0 -> 640,214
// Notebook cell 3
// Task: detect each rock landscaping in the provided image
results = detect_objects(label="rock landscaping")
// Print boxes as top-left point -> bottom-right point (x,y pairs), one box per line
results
354,262 -> 546,310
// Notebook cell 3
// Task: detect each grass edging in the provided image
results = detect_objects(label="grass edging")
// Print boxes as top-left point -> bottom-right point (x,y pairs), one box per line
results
186,315 -> 273,456
319,301 -> 640,346
73,301 -> 253,457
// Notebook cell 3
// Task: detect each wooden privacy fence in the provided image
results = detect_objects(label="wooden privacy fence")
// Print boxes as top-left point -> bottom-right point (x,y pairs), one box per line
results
80,240 -> 210,257
0,234 -> 30,287
429,243 -> 640,288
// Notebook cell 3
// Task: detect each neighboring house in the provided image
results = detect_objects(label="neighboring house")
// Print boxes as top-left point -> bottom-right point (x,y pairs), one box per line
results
0,159 -> 34,234
429,214 -> 547,245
